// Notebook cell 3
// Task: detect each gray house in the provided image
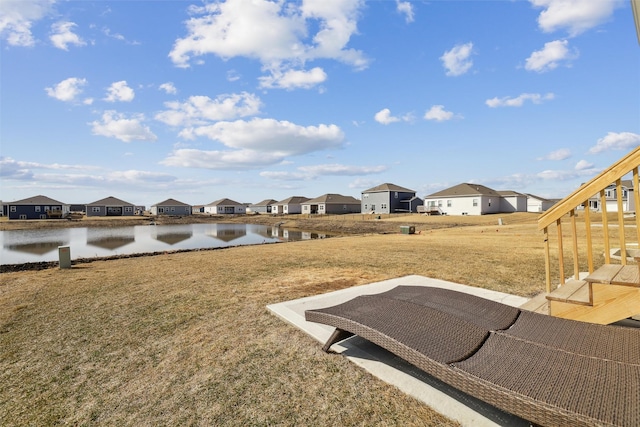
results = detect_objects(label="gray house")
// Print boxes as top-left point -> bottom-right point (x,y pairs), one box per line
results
424,183 -> 531,215
361,183 -> 417,214
86,196 -> 136,217
247,199 -> 278,214
7,195 -> 69,220
301,194 -> 361,214
150,198 -> 192,216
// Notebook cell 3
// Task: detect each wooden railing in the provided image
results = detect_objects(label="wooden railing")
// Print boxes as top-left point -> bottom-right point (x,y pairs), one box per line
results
538,146 -> 640,293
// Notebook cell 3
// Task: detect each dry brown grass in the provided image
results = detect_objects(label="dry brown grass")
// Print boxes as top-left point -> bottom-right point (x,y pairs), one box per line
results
0,212 -> 601,425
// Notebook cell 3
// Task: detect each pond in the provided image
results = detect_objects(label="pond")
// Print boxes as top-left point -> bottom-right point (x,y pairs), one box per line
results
0,223 -> 330,265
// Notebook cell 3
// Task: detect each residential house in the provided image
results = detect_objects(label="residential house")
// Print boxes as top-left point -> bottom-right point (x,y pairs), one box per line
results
272,196 -> 309,214
497,191 -> 528,213
526,194 -> 556,213
586,180 -> 635,212
204,198 -> 246,214
247,199 -> 278,214
7,195 -> 69,220
86,196 -> 136,217
361,183 -> 417,214
423,183 -> 505,215
301,194 -> 361,215
150,198 -> 192,216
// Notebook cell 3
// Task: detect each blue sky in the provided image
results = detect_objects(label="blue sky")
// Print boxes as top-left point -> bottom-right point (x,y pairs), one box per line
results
1,0 -> 639,208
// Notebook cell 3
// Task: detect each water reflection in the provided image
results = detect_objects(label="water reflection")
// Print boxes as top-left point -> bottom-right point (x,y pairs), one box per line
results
0,223 -> 331,265
87,227 -> 136,250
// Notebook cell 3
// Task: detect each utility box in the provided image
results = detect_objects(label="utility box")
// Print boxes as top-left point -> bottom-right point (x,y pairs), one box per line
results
400,225 -> 415,235
58,245 -> 71,269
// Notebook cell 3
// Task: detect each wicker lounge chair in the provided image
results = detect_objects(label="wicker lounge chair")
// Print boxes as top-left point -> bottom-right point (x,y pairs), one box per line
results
305,286 -> 640,427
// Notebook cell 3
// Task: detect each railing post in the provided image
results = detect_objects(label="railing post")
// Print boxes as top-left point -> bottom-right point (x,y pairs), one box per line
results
544,226 -> 551,293
601,190 -> 611,264
616,179 -> 627,265
570,209 -> 580,280
634,167 -> 640,245
583,201 -> 594,274
557,218 -> 565,285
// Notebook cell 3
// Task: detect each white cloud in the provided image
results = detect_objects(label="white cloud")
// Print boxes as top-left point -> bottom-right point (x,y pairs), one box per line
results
525,40 -> 577,72
530,0 -> 619,36
259,67 -> 327,90
424,105 -> 455,122
485,92 -> 555,108
0,0 -> 54,47
169,0 -> 368,88
50,21 -> 85,50
155,92 -> 262,127
261,163 -> 387,181
374,108 -> 400,125
45,77 -> 87,102
159,82 -> 177,94
0,155 -> 101,180
440,42 -> 474,76
162,118 -> 344,170
539,148 -> 571,161
575,159 -> 594,170
396,0 -> 414,23
588,132 -> 640,154
374,108 -> 413,125
90,110 -> 157,142
104,81 -> 135,102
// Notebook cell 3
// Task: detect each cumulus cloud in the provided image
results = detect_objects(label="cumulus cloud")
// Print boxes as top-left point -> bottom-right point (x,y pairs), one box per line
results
50,21 -> 85,50
261,163 -> 387,181
159,82 -> 177,94
104,81 -> 135,102
259,67 -> 327,90
588,132 -> 640,154
0,0 -> 54,47
155,92 -> 262,127
162,118 -> 344,170
169,0 -> 367,89
525,40 -> 577,72
575,159 -> 594,170
374,108 -> 412,125
539,148 -> 571,161
396,0 -> 414,23
45,77 -> 88,102
440,42 -> 474,76
424,105 -> 455,122
530,0 -> 619,36
90,110 -> 157,142
0,155 -> 101,181
485,92 -> 555,107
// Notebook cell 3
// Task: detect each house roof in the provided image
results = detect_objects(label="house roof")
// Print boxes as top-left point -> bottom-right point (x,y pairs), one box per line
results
497,190 -> 526,197
275,196 -> 309,205
152,198 -> 190,207
303,194 -> 360,204
250,199 -> 278,207
9,195 -> 66,205
525,193 -> 552,202
362,183 -> 415,193
426,183 -> 501,198
206,198 -> 244,207
87,196 -> 134,206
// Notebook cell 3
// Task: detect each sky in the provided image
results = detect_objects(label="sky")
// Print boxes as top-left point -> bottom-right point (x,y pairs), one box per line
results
1,0 -> 639,208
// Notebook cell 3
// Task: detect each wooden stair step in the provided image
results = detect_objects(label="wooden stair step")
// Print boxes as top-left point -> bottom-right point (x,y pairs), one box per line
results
519,292 -> 549,314
546,279 -> 591,306
611,265 -> 640,287
585,264 -> 624,284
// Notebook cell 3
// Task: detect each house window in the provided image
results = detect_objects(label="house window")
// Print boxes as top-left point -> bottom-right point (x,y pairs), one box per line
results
488,199 -> 491,207
447,200 -> 452,207
438,200 -> 442,207
363,194 -> 369,199
171,207 -> 175,212
125,206 -> 132,212
92,207 -> 100,212
10,206 -> 16,212
303,206 -> 309,211
364,204 -> 368,210
473,199 -> 478,207
394,192 -> 398,198
19,214 -> 27,219
35,206 -> 41,212
381,203 -> 387,209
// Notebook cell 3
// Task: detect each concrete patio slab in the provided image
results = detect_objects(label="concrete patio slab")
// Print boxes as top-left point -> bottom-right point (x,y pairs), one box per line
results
267,275 -> 531,427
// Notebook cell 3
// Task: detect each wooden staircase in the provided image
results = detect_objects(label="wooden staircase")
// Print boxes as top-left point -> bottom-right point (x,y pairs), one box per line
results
523,146 -> 640,324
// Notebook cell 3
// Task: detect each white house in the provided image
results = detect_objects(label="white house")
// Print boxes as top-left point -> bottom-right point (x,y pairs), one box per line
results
586,180 -> 635,213
526,194 -> 556,213
272,196 -> 309,214
423,183 -> 504,215
498,191 -> 528,213
203,198 -> 246,214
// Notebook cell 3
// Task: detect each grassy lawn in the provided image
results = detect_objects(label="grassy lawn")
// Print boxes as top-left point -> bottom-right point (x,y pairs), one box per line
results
0,212 -> 627,425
